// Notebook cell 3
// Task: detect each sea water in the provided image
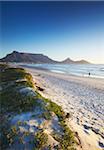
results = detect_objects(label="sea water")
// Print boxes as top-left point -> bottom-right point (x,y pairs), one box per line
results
22,63 -> 104,79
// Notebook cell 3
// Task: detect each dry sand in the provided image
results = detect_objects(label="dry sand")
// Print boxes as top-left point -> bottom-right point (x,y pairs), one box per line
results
20,66 -> 104,150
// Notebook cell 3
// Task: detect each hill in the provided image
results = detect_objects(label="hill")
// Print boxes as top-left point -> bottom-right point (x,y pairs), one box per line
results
0,51 -> 90,64
0,51 -> 57,64
61,58 -> 90,64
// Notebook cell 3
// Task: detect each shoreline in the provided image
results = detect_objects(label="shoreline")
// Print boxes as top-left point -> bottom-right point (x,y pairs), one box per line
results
23,66 -> 104,150
21,65 -> 104,90
20,63 -> 104,79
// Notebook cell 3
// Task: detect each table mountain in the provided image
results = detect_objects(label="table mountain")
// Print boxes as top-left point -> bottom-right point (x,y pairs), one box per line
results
0,51 -> 90,64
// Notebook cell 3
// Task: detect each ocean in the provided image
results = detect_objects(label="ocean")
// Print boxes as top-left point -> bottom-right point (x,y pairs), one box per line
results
22,63 -> 104,79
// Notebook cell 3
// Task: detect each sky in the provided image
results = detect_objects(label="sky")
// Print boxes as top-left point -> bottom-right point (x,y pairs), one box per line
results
0,1 -> 104,64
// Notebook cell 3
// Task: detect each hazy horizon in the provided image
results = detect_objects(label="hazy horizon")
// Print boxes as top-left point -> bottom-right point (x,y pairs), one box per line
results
1,1 -> 104,64
1,50 -> 104,65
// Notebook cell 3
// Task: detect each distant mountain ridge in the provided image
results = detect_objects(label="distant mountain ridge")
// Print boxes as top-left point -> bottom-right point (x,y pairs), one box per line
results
60,58 -> 90,64
0,51 -> 90,64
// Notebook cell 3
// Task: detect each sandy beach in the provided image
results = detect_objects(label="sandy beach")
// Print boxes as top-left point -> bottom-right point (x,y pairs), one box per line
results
21,66 -> 104,150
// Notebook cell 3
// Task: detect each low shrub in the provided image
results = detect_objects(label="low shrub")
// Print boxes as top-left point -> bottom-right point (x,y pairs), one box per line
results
34,131 -> 48,149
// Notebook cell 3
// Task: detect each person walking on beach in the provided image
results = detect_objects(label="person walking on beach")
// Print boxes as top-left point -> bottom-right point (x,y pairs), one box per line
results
89,72 -> 90,76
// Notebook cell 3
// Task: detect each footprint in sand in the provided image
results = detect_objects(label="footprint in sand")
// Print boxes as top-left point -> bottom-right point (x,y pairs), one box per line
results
98,141 -> 104,148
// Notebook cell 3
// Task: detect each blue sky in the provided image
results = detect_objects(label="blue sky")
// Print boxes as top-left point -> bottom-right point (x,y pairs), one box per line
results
1,1 -> 104,63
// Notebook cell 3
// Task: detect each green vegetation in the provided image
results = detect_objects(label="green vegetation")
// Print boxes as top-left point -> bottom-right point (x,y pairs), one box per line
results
0,67 -> 25,82
0,63 -> 9,71
1,88 -> 39,113
60,121 -> 76,149
36,92 -> 65,120
34,131 -> 48,149
35,92 -> 76,149
41,111 -> 52,120
0,64 -> 76,150
51,120 -> 76,150
0,64 -> 37,148
0,64 -> 35,113
46,101 -> 65,120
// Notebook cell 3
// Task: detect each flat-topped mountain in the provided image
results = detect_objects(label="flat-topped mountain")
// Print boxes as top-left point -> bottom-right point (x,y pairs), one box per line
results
0,51 -> 90,64
0,51 -> 57,64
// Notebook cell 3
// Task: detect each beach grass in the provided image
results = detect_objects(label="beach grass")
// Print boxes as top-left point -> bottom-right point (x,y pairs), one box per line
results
0,63 -> 76,149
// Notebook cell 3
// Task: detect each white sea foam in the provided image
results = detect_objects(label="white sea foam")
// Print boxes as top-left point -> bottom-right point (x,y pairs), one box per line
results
22,63 -> 104,79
